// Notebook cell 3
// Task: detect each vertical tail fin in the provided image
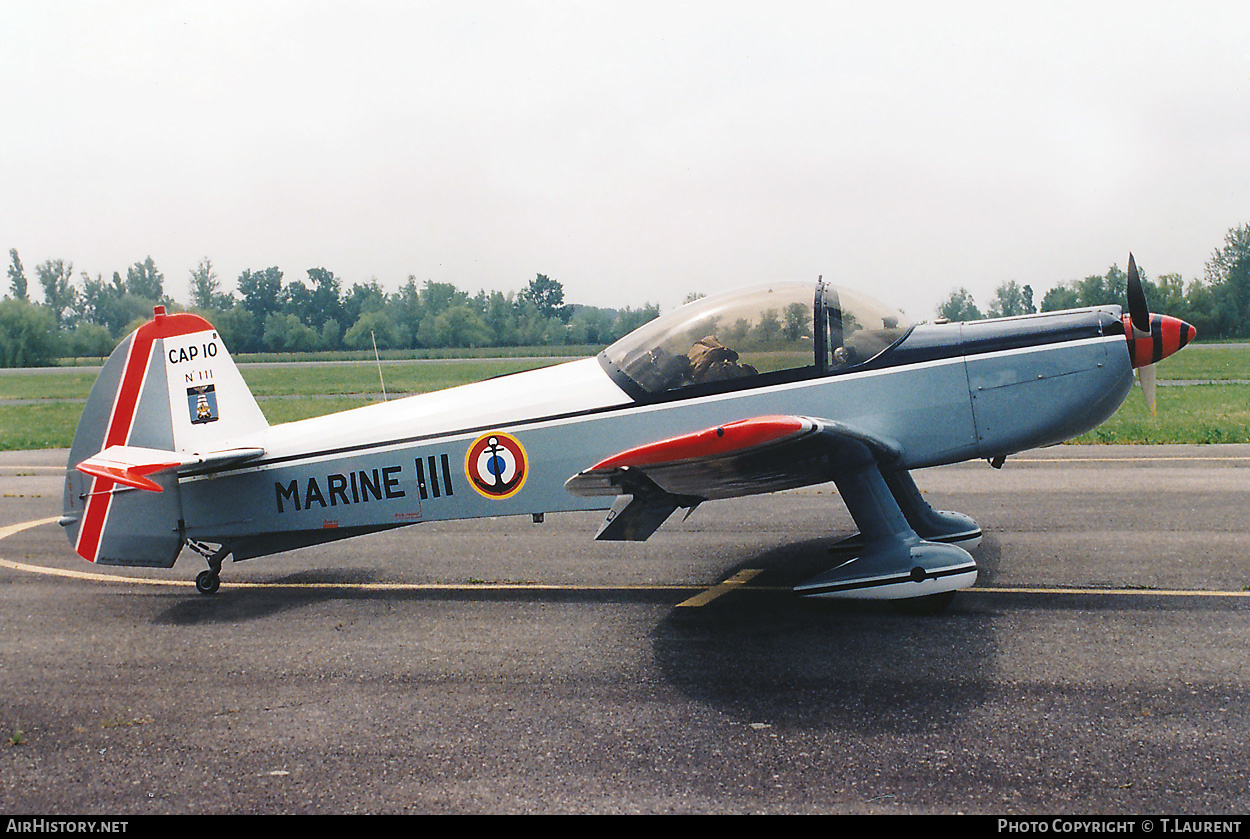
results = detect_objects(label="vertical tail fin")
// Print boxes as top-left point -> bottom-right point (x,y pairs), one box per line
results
61,307 -> 268,566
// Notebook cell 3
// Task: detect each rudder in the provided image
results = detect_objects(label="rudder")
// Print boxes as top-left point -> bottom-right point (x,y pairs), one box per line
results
61,307 -> 268,566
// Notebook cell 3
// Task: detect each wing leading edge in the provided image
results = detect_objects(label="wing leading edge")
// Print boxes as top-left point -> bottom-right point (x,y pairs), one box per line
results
564,415 -> 902,541
565,414 -> 978,603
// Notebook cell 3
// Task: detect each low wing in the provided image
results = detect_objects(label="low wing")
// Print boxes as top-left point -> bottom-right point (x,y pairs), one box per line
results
76,444 -> 266,493
564,415 -> 901,540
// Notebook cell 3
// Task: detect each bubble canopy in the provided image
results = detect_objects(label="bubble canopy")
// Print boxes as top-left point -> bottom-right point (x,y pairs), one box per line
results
600,281 -> 914,397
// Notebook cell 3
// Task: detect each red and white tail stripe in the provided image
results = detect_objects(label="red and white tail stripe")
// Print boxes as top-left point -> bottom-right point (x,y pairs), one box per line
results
74,308 -> 220,562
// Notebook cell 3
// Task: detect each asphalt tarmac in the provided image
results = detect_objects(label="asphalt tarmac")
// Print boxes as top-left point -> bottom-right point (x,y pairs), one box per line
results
1,446 -> 1247,815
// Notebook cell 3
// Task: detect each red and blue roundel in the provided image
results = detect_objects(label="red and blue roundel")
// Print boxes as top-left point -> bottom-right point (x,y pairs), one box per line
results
465,431 -> 528,499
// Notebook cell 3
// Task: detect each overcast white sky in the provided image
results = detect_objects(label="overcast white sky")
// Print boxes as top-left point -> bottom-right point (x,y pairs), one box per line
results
2,1 -> 1248,319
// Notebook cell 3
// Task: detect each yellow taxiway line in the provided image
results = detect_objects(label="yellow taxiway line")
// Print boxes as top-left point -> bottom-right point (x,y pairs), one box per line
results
2,516 -> 1247,600
676,569 -> 763,607
0,516 -> 61,540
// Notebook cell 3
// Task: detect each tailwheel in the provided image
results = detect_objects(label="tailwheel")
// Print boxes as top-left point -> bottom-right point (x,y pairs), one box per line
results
187,541 -> 229,596
195,569 -> 220,595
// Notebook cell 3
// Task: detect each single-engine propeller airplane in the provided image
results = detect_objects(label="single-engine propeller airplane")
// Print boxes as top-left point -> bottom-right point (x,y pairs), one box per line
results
61,255 -> 1194,610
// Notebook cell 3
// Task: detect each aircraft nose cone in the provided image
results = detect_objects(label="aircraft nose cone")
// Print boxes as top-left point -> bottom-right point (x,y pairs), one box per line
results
1123,314 -> 1197,368
1152,315 -> 1197,365
1163,316 -> 1197,360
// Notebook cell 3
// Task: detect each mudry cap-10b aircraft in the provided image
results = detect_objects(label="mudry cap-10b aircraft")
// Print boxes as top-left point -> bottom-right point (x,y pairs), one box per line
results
60,255 -> 1195,611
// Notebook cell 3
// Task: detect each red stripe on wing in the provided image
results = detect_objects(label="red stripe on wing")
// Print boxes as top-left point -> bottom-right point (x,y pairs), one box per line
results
587,416 -> 810,472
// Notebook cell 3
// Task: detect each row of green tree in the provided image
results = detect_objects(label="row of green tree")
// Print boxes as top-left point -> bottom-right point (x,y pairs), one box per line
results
1,252 -> 662,366
937,223 -> 1250,340
5,221 -> 1248,367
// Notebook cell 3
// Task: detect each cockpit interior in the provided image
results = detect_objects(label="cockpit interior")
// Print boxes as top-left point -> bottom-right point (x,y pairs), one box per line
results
600,280 -> 913,398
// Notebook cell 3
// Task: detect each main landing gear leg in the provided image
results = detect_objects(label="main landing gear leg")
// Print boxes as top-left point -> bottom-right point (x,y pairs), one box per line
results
795,445 -> 977,611
187,541 -> 230,595
882,468 -> 982,549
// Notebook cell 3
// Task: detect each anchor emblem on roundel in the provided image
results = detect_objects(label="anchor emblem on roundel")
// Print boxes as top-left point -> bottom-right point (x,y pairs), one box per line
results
465,431 -> 528,499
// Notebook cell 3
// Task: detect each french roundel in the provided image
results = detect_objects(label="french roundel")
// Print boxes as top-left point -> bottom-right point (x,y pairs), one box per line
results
465,432 -> 528,499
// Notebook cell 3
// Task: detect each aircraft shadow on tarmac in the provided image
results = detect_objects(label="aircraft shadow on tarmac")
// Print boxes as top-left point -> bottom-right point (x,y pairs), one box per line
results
647,535 -> 1002,733
150,566 -> 403,625
147,531 -> 1005,734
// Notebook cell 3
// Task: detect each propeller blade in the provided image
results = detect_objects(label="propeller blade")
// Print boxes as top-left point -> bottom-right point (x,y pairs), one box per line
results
1139,363 -> 1157,417
1126,253 -> 1150,337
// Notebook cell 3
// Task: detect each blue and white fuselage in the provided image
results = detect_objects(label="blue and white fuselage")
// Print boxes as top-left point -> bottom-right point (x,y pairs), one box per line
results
60,276 -> 1193,606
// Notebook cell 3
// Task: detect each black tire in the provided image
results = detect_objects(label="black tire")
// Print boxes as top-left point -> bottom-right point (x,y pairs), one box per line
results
195,570 -> 220,595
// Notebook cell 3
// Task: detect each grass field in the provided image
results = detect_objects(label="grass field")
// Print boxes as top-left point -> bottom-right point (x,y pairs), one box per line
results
0,356 -> 572,450
1070,383 -> 1250,444
2,345 -> 1247,450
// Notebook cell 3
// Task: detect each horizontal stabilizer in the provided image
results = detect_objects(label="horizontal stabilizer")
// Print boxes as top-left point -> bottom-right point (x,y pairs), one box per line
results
76,446 -> 183,492
76,444 -> 265,493
177,446 -> 268,473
